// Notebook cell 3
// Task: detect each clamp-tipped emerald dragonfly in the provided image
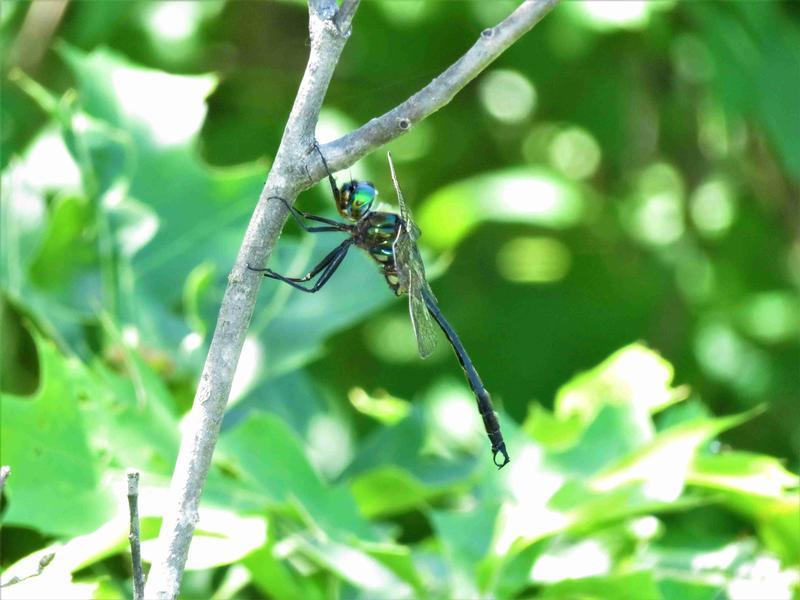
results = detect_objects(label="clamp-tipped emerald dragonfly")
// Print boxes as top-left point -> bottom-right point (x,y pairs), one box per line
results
249,147 -> 510,468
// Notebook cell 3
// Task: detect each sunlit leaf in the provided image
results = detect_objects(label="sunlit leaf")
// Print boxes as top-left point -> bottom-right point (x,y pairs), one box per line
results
688,452 -> 800,564
294,535 -> 415,600
590,411 -> 757,502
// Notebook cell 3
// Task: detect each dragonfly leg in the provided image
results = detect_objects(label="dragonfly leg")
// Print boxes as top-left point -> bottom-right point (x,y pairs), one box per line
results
269,196 -> 351,232
313,141 -> 341,205
249,239 -> 353,293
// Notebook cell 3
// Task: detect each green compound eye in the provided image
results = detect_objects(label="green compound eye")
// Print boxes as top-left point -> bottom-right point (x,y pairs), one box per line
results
350,183 -> 376,213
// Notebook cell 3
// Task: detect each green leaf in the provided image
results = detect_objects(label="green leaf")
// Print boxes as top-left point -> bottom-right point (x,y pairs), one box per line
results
554,343 -> 686,425
646,539 -> 797,600
293,535 -> 416,599
657,578 -> 724,600
346,411 -> 477,517
590,411 -> 758,502
242,544 -> 326,600
0,330 -> 115,536
350,466 -> 430,518
690,451 -> 798,498
537,571 -> 661,600
218,413 -> 377,542
349,387 -> 411,425
526,344 -> 689,480
544,402 -> 653,479
27,195 -> 98,295
358,541 -> 428,599
430,503 -> 503,596
688,452 -> 800,563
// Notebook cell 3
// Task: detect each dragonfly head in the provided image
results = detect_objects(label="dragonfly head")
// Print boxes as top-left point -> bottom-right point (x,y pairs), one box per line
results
338,181 -> 376,220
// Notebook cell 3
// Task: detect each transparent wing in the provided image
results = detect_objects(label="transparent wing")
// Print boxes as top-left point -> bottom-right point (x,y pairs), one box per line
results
388,152 -> 421,244
388,152 -> 438,358
395,231 -> 438,358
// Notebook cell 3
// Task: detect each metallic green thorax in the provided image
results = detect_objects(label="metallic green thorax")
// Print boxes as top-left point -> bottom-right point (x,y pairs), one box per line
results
353,212 -> 402,293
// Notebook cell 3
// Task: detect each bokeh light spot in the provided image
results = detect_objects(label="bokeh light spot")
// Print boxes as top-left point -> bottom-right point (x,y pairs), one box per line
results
419,170 -> 584,249
632,193 -> 684,246
738,292 -> 800,344
496,237 -> 571,284
627,163 -> 685,246
307,413 -> 351,478
479,69 -> 536,124
379,0 -> 431,25
690,178 -> 736,238
147,2 -> 201,42
576,0 -> 651,30
491,174 -> 584,227
630,516 -> 661,540
671,34 -> 714,83
694,323 -> 771,397
697,99 -> 747,160
427,380 -> 481,451
548,126 -> 601,180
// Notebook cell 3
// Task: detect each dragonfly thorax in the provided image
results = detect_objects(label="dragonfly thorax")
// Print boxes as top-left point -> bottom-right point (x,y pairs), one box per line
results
353,211 -> 404,294
338,181 -> 377,220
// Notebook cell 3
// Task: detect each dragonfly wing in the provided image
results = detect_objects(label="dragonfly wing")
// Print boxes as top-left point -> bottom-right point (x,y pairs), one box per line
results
388,152 -> 421,240
394,230 -> 438,358
388,152 -> 438,358
408,278 -> 438,358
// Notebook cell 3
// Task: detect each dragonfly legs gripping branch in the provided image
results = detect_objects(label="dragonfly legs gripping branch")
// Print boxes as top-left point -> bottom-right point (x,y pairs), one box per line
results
249,147 -> 510,468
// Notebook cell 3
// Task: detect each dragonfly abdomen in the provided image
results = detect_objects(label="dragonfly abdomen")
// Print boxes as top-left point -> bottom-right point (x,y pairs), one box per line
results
421,287 -> 510,468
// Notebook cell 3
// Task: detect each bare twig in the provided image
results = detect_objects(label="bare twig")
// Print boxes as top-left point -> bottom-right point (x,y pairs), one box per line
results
144,1 -> 558,598
126,470 -> 145,600
334,0 -> 361,33
0,552 -> 55,588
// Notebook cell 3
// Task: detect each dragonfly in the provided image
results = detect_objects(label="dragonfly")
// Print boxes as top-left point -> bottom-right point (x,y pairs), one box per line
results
249,146 -> 510,468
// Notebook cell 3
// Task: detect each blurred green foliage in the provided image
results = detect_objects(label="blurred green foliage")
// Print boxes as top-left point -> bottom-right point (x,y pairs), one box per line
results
1,1 -> 798,599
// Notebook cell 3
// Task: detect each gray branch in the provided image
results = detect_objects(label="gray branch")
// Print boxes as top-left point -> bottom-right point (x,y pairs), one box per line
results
142,2 -> 352,597
126,470 -> 145,600
143,1 -> 558,598
317,0 -> 559,175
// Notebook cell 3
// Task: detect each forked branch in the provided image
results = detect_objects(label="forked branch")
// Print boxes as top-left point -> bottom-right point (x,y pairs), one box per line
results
319,0 -> 559,174
144,1 -> 558,598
